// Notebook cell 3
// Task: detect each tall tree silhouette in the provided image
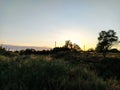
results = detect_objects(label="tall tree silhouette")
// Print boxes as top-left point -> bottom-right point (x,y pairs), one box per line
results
96,30 -> 119,58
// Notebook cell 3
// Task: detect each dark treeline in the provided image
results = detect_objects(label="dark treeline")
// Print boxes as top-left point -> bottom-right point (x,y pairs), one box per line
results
0,42 -> 119,56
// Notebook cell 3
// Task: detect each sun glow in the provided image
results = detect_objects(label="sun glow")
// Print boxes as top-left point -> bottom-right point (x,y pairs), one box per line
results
56,29 -> 85,48
71,39 -> 82,46
55,28 -> 96,50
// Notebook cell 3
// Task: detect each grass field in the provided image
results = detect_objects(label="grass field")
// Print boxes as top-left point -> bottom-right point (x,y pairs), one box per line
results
0,52 -> 120,90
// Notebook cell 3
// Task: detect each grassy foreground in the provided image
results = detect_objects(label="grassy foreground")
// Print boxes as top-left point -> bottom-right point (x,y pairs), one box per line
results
0,54 -> 120,90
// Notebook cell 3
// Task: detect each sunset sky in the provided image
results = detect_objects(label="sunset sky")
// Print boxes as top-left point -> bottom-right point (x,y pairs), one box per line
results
0,0 -> 120,50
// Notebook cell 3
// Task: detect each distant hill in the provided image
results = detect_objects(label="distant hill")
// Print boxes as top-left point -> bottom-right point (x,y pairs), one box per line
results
0,44 -> 51,51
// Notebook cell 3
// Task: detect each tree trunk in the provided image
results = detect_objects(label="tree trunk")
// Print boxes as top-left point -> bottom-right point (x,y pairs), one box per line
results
103,51 -> 106,58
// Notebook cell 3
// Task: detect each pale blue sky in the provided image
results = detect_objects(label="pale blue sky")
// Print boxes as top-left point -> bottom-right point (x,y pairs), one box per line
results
0,0 -> 120,49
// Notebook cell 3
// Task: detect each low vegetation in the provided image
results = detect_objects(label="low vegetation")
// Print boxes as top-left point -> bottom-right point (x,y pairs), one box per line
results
0,52 -> 120,90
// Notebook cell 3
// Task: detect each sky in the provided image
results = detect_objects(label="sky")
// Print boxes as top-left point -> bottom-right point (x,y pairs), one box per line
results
0,0 -> 120,50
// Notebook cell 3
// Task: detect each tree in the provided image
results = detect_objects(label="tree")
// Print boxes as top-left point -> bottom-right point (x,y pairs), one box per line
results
109,48 -> 119,53
64,40 -> 73,49
87,48 -> 94,52
96,30 -> 119,58
0,46 -> 6,55
19,49 -> 36,55
73,43 -> 81,51
64,40 -> 81,51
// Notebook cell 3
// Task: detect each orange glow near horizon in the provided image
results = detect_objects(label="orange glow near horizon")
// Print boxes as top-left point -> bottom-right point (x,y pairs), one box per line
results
0,28 -> 98,50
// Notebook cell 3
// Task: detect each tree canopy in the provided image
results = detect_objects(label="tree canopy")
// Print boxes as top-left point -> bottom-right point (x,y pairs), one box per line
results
96,30 -> 119,57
